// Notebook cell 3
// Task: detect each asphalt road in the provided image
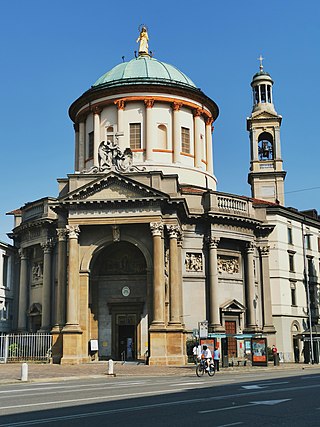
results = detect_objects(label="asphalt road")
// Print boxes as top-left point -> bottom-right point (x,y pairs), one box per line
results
1,368 -> 320,426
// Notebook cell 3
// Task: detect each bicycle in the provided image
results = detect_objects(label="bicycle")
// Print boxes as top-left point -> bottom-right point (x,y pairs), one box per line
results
196,358 -> 215,377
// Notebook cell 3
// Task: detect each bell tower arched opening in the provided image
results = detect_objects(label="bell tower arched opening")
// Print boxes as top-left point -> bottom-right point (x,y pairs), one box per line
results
90,241 -> 148,361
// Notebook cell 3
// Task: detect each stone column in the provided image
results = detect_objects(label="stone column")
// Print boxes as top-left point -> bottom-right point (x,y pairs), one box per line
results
150,222 -> 165,326
63,225 -> 81,331
74,123 -> 80,172
92,107 -> 101,167
252,128 -> 259,161
259,245 -> 275,332
145,99 -> 155,161
245,242 -> 257,330
40,240 -> 54,331
53,228 -> 68,330
115,100 -> 125,151
18,248 -> 29,331
172,102 -> 182,163
167,225 -> 182,326
205,117 -> 214,175
274,126 -> 282,159
193,108 -> 202,168
78,120 -> 86,171
208,237 -> 224,331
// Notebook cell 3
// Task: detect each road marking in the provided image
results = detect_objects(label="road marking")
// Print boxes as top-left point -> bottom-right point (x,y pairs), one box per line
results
216,423 -> 243,427
199,399 -> 291,414
241,385 -> 266,389
250,399 -> 291,405
0,381 -> 148,396
0,388 -> 186,410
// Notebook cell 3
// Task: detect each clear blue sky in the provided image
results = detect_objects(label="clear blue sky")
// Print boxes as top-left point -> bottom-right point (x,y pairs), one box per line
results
1,0 -> 320,243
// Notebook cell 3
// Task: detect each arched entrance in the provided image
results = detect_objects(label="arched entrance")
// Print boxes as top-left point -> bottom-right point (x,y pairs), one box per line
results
90,241 -> 148,360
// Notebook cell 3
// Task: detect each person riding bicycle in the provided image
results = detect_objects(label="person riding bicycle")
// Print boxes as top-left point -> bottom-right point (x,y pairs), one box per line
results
200,345 -> 212,371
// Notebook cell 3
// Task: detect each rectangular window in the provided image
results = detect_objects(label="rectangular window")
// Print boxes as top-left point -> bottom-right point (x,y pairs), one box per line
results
307,257 -> 313,277
318,237 -> 320,252
305,234 -> 311,250
2,255 -> 8,288
287,228 -> 293,245
88,131 -> 94,159
290,282 -> 297,306
289,253 -> 295,272
130,123 -> 141,149
181,127 -> 190,153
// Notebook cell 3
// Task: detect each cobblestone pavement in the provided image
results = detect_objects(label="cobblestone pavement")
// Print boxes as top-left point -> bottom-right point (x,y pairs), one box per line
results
0,361 -> 318,384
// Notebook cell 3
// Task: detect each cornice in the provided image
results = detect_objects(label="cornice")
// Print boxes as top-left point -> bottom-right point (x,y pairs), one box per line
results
69,82 -> 219,123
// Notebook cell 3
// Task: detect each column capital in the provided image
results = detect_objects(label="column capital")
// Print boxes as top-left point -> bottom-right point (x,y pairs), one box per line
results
18,248 -> 28,259
57,228 -> 68,241
41,239 -> 54,253
114,99 -> 126,110
66,224 -> 80,239
167,224 -> 181,239
259,245 -> 270,256
91,106 -> 102,115
150,222 -> 163,237
246,241 -> 255,253
73,123 -> 79,132
144,98 -> 155,109
172,101 -> 183,111
205,116 -> 214,126
206,236 -> 220,249
193,108 -> 202,118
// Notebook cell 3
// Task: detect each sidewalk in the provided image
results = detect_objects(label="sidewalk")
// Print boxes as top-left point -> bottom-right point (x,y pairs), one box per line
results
0,361 -> 319,384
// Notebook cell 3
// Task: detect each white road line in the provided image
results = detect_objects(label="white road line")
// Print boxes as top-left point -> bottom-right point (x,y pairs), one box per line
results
199,402 -> 260,413
216,423 -> 243,427
0,388 -> 186,410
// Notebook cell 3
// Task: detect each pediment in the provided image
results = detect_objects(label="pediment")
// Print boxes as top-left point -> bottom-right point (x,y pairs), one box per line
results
220,299 -> 246,312
251,110 -> 281,120
60,172 -> 169,204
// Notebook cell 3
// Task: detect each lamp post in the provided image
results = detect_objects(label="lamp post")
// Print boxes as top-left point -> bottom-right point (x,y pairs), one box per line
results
302,225 -> 314,364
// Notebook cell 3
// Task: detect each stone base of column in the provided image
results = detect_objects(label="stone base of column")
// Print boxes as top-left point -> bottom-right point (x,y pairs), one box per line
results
148,329 -> 187,366
243,325 -> 262,333
60,329 -> 83,365
62,323 -> 82,333
262,325 -> 276,333
210,324 -> 225,333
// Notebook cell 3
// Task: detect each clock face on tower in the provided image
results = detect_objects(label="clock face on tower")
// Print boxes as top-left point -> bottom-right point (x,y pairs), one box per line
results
121,286 -> 130,297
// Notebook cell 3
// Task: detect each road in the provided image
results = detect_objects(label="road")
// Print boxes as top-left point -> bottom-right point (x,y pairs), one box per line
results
0,368 -> 320,426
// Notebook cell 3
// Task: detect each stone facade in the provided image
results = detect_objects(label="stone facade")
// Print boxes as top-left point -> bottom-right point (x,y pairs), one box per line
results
7,38 -> 320,365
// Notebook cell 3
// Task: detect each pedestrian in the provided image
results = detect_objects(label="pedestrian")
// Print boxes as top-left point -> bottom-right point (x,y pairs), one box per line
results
213,346 -> 220,372
192,342 -> 201,364
294,345 -> 299,363
272,344 -> 278,366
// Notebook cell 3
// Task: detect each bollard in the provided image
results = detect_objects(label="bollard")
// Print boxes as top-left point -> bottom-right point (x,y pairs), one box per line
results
21,363 -> 28,382
108,359 -> 114,376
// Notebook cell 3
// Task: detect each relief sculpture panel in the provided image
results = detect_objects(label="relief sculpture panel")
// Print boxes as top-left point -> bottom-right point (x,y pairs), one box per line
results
185,253 -> 203,272
217,256 -> 240,274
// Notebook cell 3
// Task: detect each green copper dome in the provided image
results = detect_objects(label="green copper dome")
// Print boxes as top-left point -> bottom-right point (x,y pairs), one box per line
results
92,56 -> 196,89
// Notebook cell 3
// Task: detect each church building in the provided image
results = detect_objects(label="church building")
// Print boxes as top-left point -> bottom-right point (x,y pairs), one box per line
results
8,29 -> 320,365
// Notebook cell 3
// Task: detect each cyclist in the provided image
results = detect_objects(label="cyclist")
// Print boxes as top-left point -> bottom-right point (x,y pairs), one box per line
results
201,345 -> 212,371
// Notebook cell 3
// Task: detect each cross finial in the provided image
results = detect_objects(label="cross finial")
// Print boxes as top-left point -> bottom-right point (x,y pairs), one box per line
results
258,54 -> 264,71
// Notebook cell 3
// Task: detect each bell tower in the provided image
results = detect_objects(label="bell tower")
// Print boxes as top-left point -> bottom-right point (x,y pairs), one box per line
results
247,57 -> 286,205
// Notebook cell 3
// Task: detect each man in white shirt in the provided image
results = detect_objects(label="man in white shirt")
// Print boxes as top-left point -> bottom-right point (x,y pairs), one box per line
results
192,342 -> 201,364
201,345 -> 212,370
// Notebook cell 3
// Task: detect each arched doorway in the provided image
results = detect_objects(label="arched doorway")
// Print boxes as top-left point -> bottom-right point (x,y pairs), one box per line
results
90,241 -> 148,360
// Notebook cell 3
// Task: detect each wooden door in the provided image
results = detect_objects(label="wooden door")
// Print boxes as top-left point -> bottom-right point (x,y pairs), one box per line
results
225,320 -> 237,357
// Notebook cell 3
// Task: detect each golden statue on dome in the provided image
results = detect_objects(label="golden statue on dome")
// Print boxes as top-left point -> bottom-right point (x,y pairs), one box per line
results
136,25 -> 149,56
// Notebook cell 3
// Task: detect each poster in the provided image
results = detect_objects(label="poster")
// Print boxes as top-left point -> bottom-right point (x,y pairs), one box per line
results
200,338 -> 215,355
251,337 -> 268,366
